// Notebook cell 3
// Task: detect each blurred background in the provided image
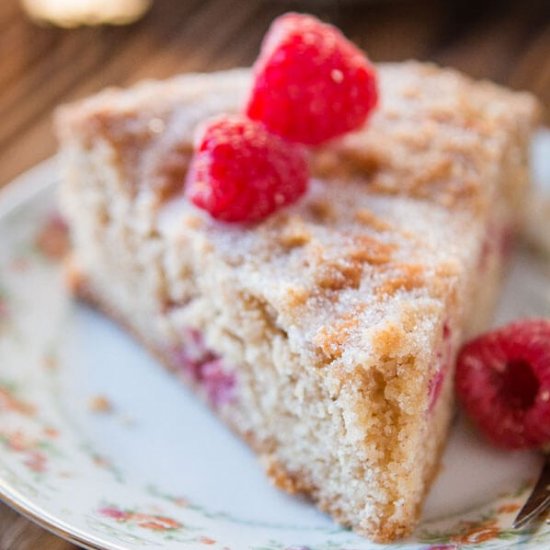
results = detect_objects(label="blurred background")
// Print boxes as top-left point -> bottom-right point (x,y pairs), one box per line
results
0,0 -> 548,547
0,0 -> 549,190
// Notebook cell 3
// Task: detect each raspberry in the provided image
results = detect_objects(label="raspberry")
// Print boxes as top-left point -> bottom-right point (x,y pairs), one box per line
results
246,13 -> 378,145
170,330 -> 236,407
455,319 -> 550,449
186,115 -> 308,222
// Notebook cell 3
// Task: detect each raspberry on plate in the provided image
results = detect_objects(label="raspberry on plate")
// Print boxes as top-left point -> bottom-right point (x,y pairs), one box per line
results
186,114 -> 308,222
245,13 -> 378,146
456,319 -> 550,449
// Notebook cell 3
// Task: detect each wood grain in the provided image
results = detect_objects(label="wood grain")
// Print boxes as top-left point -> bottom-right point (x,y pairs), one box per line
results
0,504 -> 74,550
0,0 -> 548,547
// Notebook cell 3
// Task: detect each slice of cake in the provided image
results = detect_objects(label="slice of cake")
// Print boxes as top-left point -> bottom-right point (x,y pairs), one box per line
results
55,61 -> 539,541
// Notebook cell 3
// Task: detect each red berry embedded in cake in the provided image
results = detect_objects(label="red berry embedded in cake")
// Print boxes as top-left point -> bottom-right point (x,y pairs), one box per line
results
186,114 -> 308,222
428,323 -> 452,412
170,329 -> 236,408
456,319 -> 550,449
245,13 -> 378,145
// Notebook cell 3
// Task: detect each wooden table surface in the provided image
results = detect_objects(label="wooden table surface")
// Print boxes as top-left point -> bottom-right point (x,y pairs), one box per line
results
0,0 -> 548,547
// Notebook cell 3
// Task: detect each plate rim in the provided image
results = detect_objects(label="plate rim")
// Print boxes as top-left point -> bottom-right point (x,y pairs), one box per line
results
0,487 -> 107,550
0,157 -> 57,219
0,158 -> 125,550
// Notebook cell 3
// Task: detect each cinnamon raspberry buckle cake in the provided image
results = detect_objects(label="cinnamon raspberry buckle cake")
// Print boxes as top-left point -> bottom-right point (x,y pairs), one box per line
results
55,18 -> 539,542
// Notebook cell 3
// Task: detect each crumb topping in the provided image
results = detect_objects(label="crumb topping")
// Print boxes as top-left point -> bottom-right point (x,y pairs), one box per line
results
375,263 -> 425,297
56,62 -> 539,370
314,307 -> 364,361
57,63 -> 538,213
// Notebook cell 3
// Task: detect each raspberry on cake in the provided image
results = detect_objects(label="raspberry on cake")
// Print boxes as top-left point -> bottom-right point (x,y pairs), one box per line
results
246,13 -> 378,145
186,114 -> 308,222
55,25 -> 540,545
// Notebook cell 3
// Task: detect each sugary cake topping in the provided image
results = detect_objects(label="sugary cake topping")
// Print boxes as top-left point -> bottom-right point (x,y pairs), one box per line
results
56,63 -> 539,371
456,319 -> 550,449
375,263 -> 425,297
186,115 -> 308,222
246,13 -> 378,145
57,64 -> 537,213
354,208 -> 392,232
277,216 -> 312,248
314,305 -> 366,361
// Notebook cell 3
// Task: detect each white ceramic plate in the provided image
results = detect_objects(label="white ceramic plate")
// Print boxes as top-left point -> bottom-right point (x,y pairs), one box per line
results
1,131 -> 550,550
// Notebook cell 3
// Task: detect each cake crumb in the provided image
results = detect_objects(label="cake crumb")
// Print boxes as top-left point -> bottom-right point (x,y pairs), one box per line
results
89,395 -> 114,414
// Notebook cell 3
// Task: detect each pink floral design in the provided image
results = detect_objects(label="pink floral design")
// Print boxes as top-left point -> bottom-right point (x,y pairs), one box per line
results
92,454 -> 112,469
172,497 -> 189,508
0,430 -> 49,474
497,503 -> 521,514
43,426 -> 59,438
35,212 -> 69,261
24,450 -> 47,473
0,386 -> 36,416
449,518 -> 500,544
99,506 -> 183,532
9,257 -> 29,272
